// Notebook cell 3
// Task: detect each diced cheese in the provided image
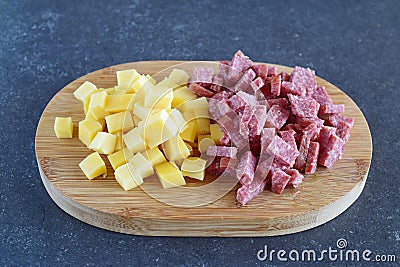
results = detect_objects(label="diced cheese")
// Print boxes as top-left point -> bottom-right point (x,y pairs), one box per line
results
88,132 -> 117,155
123,127 -> 147,153
131,75 -> 152,93
73,81 -> 98,101
143,109 -> 179,148
171,86 -> 197,108
114,131 -> 124,151
141,148 -> 166,166
176,97 -> 208,113
154,161 -> 186,189
144,85 -> 173,109
194,108 -> 210,134
83,97 -> 90,115
105,94 -> 134,113
156,78 -> 178,90
169,69 -> 189,85
129,153 -> 154,178
179,120 -> 197,142
86,107 -> 110,121
166,109 -> 186,131
163,134 -> 190,161
54,117 -> 73,138
181,157 -> 207,173
79,119 -> 103,146
105,111 -> 134,134
198,137 -> 215,153
89,91 -> 108,109
116,69 -> 140,86
185,142 -> 193,156
181,170 -> 205,181
79,152 -> 107,179
114,84 -> 131,94
210,124 -> 223,145
145,74 -> 156,85
114,163 -> 143,191
107,148 -> 134,170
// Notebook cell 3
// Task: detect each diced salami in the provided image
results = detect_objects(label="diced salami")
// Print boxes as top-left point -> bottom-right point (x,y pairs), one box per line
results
296,116 -> 324,128
210,75 -> 223,92
285,168 -> 304,188
312,86 -> 333,106
318,132 -> 345,168
319,104 -> 345,115
237,151 -> 257,185
252,63 -> 269,80
219,133 -> 231,146
227,94 -> 247,113
280,71 -> 291,82
305,141 -> 319,174
271,169 -> 291,194
236,91 -> 258,106
335,119 -> 352,143
212,90 -> 234,101
302,123 -> 320,141
218,60 -> 232,84
248,105 -> 268,136
189,67 -> 214,86
278,130 -> 297,149
281,81 -> 306,96
289,66 -> 317,95
254,128 -> 276,180
268,135 -> 299,167
270,75 -> 281,97
267,98 -> 290,109
249,77 -> 265,93
268,66 -> 278,77
228,50 -> 253,86
218,115 -> 248,150
234,68 -> 256,93
236,181 -> 266,205
207,145 -> 238,158
208,98 -> 232,120
189,83 -> 214,97
205,157 -> 222,175
265,105 -> 290,130
294,135 -> 311,172
220,156 -> 239,177
288,94 -> 320,118
327,114 -> 354,127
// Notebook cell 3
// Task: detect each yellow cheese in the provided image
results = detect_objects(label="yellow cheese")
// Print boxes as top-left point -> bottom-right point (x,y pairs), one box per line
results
83,97 -> 90,115
54,117 -> 73,138
79,119 -> 103,146
131,74 -> 152,93
176,97 -> 208,113
105,94 -> 134,113
166,109 -> 186,131
114,131 -> 124,151
198,137 -> 215,153
194,108 -> 210,134
86,107 -> 110,121
163,134 -> 190,161
182,170 -> 205,181
88,132 -> 117,155
143,109 -> 179,149
181,157 -> 207,173
105,111 -> 134,134
107,148 -> 134,170
129,153 -> 154,178
116,69 -> 140,86
114,84 -> 131,94
133,102 -> 161,121
73,81 -> 98,101
123,127 -> 147,153
210,124 -> 223,145
144,85 -> 173,109
79,152 -> 107,179
154,161 -> 186,189
114,163 -> 143,191
141,147 -> 166,166
156,78 -> 178,90
179,120 -> 197,142
132,114 -> 141,126
171,86 -> 197,108
168,69 -> 189,86
185,142 -> 193,156
145,74 -> 157,85
89,91 -> 108,109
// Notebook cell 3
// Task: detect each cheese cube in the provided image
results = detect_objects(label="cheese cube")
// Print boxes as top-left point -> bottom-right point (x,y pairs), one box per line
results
171,86 -> 197,108
169,69 -> 190,85
143,109 -> 179,148
114,84 -> 131,93
129,153 -> 154,178
156,78 -> 178,90
79,119 -> 103,146
182,170 -> 205,180
166,109 -> 186,131
105,94 -> 134,113
210,124 -> 223,145
88,132 -> 117,155
123,127 -> 147,153
105,111 -> 134,134
73,81 -> 98,101
85,111 -> 105,129
83,97 -> 90,115
185,142 -> 193,156
145,74 -> 157,85
86,107 -> 110,121
198,137 -> 215,153
154,161 -> 186,189
144,85 -> 173,109
133,102 -> 161,121
107,148 -> 134,170
181,157 -> 206,173
114,163 -> 143,191
54,117 -> 73,138
179,120 -> 197,142
79,152 -> 107,179
116,69 -> 140,86
131,75 -> 152,93
89,91 -> 108,109
141,148 -> 166,166
163,135 -> 190,161
196,118 -> 210,134
176,97 -> 208,113
114,131 -> 124,151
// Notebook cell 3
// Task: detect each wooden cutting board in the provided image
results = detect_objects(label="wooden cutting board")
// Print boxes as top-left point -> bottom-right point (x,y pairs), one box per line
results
35,61 -> 372,237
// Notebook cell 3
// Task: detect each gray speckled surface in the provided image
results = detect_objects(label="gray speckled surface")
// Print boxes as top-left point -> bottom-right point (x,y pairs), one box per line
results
1,0 -> 399,266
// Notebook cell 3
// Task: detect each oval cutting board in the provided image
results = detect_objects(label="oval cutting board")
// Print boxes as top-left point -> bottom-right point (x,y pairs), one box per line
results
35,61 -> 372,237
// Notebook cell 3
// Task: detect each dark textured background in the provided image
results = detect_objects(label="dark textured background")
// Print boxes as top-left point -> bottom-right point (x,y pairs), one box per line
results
1,0 -> 399,266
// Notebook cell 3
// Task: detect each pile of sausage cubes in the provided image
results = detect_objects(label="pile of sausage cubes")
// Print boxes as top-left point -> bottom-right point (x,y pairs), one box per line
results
188,51 -> 354,205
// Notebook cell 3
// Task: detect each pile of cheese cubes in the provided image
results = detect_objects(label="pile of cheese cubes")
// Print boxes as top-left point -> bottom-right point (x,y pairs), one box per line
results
60,68 -> 224,191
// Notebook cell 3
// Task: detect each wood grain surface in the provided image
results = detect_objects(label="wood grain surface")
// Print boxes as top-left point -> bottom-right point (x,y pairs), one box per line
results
35,61 -> 372,236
